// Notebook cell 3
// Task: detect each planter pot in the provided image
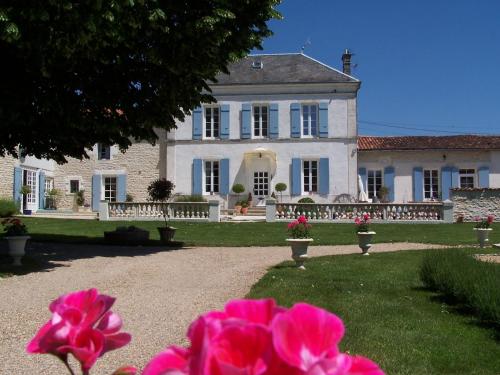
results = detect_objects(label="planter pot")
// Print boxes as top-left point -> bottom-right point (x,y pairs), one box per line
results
23,209 -> 32,215
357,231 -> 376,255
5,235 -> 30,266
158,226 -> 176,243
474,228 -> 492,248
241,207 -> 249,215
234,205 -> 242,215
286,238 -> 313,270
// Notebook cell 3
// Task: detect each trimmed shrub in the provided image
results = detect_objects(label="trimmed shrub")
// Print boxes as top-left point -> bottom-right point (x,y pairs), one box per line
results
0,198 -> 19,217
174,195 -> 207,202
298,197 -> 315,203
420,250 -> 500,325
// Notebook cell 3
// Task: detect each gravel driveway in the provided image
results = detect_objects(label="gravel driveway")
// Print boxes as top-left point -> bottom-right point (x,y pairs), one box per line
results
0,242 -> 446,374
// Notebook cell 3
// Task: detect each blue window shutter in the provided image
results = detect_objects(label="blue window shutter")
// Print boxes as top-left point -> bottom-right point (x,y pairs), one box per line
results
319,102 -> 329,138
413,167 -> 423,202
220,104 -> 230,139
241,103 -> 251,139
117,174 -> 127,202
192,159 -> 203,195
478,166 -> 489,188
38,171 -> 46,209
358,167 -> 367,194
291,158 -> 301,195
441,167 -> 452,200
451,167 -> 459,188
269,103 -> 279,139
192,107 -> 202,140
92,174 -> 101,211
220,159 -> 230,195
290,103 -> 301,138
319,158 -> 330,195
13,167 -> 22,206
384,166 -> 395,202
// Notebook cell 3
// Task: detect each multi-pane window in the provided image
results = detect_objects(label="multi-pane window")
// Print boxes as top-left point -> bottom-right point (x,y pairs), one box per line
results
70,180 -> 80,194
104,177 -> 117,202
367,170 -> 382,199
45,178 -> 54,195
303,160 -> 318,193
24,170 -> 37,204
254,172 -> 269,196
302,104 -> 318,137
98,144 -> 111,160
424,169 -> 439,200
205,161 -> 219,193
253,105 -> 268,137
459,169 -> 475,188
205,107 -> 220,138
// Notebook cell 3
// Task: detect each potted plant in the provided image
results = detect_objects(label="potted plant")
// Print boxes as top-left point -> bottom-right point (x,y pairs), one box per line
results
46,188 -> 61,210
147,178 -> 176,243
275,183 -> 287,203
2,217 -> 30,266
474,215 -> 494,248
286,215 -> 313,269
19,185 -> 31,214
377,186 -> 390,203
232,184 -> 245,214
240,201 -> 249,215
355,214 -> 376,255
247,192 -> 253,207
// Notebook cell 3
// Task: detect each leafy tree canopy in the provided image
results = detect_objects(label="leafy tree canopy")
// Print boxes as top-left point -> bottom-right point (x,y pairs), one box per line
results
0,0 -> 281,163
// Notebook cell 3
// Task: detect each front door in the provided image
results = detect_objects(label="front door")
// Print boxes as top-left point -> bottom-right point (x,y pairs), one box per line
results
23,169 -> 38,212
253,171 -> 269,197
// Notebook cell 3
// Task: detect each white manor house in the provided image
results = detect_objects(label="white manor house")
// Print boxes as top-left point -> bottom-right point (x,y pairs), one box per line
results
1,51 -> 500,215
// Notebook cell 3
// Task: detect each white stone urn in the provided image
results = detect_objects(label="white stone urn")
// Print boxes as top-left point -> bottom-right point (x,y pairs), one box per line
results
286,238 -> 313,270
5,236 -> 30,266
357,231 -> 376,255
474,228 -> 492,248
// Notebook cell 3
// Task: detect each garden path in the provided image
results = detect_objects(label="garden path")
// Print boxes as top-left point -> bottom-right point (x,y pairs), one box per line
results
0,242 -> 447,374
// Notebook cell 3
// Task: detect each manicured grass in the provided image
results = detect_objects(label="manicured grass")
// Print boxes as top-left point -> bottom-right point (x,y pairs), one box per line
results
11,217 -> 500,246
247,248 -> 500,375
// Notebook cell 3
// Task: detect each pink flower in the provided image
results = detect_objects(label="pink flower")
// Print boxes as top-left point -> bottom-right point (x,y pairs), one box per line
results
354,217 -> 361,225
27,289 -> 131,373
474,216 -> 481,222
298,215 -> 307,224
487,215 -> 494,224
363,213 -> 370,221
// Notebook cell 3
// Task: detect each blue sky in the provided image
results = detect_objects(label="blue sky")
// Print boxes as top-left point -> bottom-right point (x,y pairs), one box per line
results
256,0 -> 500,136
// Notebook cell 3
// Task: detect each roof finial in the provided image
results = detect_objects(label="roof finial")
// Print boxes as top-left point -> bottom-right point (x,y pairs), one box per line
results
300,37 -> 311,54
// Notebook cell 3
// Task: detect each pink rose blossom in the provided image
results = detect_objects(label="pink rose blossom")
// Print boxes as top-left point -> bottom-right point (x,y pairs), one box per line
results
27,288 -> 131,373
487,215 -> 494,224
354,217 -> 361,225
298,215 -> 307,224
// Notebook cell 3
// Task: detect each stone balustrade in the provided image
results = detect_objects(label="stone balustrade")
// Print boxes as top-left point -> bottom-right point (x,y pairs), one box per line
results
266,200 -> 453,223
99,201 -> 220,222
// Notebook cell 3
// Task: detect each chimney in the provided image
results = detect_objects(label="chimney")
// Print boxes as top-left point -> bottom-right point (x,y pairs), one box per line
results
342,49 -> 352,75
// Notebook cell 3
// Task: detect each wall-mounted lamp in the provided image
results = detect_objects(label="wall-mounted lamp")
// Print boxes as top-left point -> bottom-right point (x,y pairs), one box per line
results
442,154 -> 447,161
259,152 -> 262,158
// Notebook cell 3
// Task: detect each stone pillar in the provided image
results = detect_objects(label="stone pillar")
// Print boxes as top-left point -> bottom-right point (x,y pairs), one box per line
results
266,198 -> 276,222
208,200 -> 220,222
99,201 -> 109,221
442,200 -> 454,223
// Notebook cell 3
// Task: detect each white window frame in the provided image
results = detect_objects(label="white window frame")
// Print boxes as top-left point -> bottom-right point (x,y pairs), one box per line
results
301,104 -> 318,138
66,176 -> 83,195
204,106 -> 220,139
459,169 -> 475,188
302,160 -> 318,194
97,143 -> 111,160
204,160 -> 220,194
252,104 -> 269,138
423,169 -> 439,200
69,179 -> 80,194
253,171 -> 269,196
102,176 -> 117,202
44,177 -> 54,196
367,170 -> 383,199
23,168 -> 38,206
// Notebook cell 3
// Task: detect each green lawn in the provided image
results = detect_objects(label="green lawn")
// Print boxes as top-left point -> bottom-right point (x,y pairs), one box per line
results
247,248 -> 500,375
9,217 -> 500,246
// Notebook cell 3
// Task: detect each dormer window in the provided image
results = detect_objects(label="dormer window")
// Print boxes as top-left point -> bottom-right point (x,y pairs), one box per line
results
251,61 -> 263,69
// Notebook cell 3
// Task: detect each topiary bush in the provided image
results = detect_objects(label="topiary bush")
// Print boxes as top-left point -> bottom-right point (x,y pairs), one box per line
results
420,250 -> 500,326
231,183 -> 245,195
0,198 -> 19,217
298,197 -> 315,203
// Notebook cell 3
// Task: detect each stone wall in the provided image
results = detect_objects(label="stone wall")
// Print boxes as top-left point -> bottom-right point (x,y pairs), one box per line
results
451,188 -> 500,221
0,155 -> 18,200
54,142 -> 163,209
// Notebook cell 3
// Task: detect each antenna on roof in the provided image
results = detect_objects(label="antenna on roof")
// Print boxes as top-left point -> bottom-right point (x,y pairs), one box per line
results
300,38 -> 311,53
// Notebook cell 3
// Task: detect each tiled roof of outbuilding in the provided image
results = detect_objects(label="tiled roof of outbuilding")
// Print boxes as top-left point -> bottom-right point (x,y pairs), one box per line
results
213,53 -> 358,85
358,135 -> 500,151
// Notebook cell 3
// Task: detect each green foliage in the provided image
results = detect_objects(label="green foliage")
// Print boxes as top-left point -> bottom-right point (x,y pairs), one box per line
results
249,250 -> 500,374
147,179 -> 174,203
231,183 -> 245,194
75,190 -> 85,206
19,185 -> 31,195
174,195 -> 207,202
275,183 -> 287,192
126,193 -> 134,202
420,250 -> 500,325
2,217 -> 27,236
297,197 -> 315,203
377,186 -> 389,201
0,1 -> 281,163
0,198 -> 19,217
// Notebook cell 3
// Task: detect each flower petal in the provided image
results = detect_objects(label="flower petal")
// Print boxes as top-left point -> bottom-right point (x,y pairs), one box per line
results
143,346 -> 189,375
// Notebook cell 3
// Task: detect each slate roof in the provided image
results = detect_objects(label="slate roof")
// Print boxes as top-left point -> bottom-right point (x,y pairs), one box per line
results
358,135 -> 500,151
212,53 -> 358,85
